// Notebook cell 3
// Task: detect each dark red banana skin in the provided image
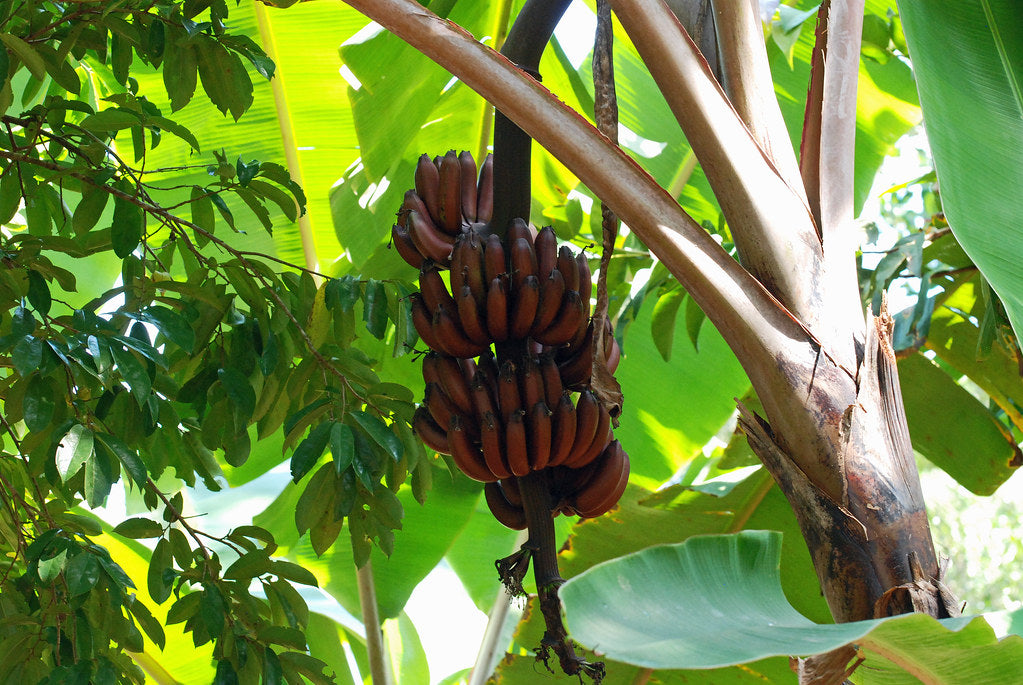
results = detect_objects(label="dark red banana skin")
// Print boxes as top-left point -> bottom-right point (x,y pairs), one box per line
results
486,277 -> 509,343
533,268 -> 566,335
449,414 -> 497,482
510,237 -> 538,294
475,154 -> 494,224
539,352 -> 564,409
436,354 -> 474,415
548,392 -> 577,467
433,306 -> 488,358
483,233 -> 506,284
458,150 -> 478,223
500,476 -> 522,507
507,217 -> 532,246
413,406 -> 450,455
534,226 -> 558,281
505,409 -> 530,477
572,441 -> 629,518
480,410 -> 512,479
510,274 -> 540,340
410,292 -> 444,351
437,151 -> 463,235
423,382 -> 460,434
408,209 -> 454,265
419,266 -> 456,314
527,401 -> 553,471
484,481 -> 527,529
557,245 -> 580,292
415,153 -> 441,220
457,285 -> 491,347
564,402 -> 612,469
534,290 -> 585,347
497,360 -> 522,420
391,223 -> 425,269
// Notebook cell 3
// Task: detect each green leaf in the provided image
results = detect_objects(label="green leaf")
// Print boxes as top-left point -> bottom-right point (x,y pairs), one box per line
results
55,424 -> 94,481
147,537 -> 174,604
224,549 -> 271,579
0,33 -> 46,80
110,195 -> 143,258
110,343 -> 151,408
271,560 -> 319,587
196,36 -> 254,121
113,517 -> 164,539
900,1 -> 1023,341
383,612 -> 429,685
0,168 -> 21,223
291,421 -> 332,483
126,595 -> 166,650
163,27 -> 198,111
96,433 -> 147,488
562,531 -> 1023,679
900,352 -> 1021,494
65,552 -> 101,596
79,108 -> 143,133
134,306 -> 195,352
263,647 -> 283,685
12,335 -> 43,378
218,366 -> 256,424
23,374 -> 56,431
650,286 -> 684,362
26,270 -> 51,314
362,279 -> 388,339
85,440 -> 119,508
72,183 -> 110,235
349,410 -> 402,463
37,548 -> 68,583
330,421 -> 356,475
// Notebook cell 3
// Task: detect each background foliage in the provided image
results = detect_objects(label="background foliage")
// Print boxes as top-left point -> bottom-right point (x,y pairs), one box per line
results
0,0 -> 1020,683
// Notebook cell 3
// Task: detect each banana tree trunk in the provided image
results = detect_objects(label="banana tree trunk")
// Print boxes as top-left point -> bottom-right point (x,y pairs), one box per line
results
342,0 -> 959,623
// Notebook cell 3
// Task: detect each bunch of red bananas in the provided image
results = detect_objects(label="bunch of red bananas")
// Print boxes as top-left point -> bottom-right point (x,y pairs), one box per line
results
394,151 -> 629,529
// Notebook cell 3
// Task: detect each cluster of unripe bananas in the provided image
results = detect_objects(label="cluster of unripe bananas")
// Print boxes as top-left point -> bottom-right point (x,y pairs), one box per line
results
393,151 -> 629,529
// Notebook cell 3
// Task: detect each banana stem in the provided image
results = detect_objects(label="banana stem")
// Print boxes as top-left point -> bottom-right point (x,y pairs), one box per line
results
357,560 -> 393,685
490,0 -> 573,237
518,470 -> 604,680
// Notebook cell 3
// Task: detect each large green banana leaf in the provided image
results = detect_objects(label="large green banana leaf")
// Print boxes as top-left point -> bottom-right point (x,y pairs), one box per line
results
560,531 -> 1023,681
898,1 -> 1023,341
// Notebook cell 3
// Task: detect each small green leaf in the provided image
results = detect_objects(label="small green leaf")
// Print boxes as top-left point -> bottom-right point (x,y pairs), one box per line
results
113,517 -> 164,539
271,560 -> 318,587
201,584 -> 227,635
363,279 -> 388,339
330,422 -> 355,475
291,421 -> 332,483
96,433 -> 147,487
73,184 -> 110,235
135,306 -> 195,352
650,287 -> 684,362
126,595 -> 166,650
110,343 -> 151,408
37,549 -> 68,583
685,294 -> 706,351
26,270 -> 51,315
56,424 -> 94,480
12,335 -> 43,377
167,591 -> 202,625
213,659 -> 238,685
0,169 -> 21,223
0,33 -> 46,79
224,549 -> 271,580
218,366 -> 255,424
65,552 -> 101,596
149,538 -> 175,603
24,374 -> 56,431
349,410 -> 403,463
79,108 -> 142,133
263,647 -> 283,685
196,36 -> 253,121
85,441 -> 119,508
111,195 -> 143,258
